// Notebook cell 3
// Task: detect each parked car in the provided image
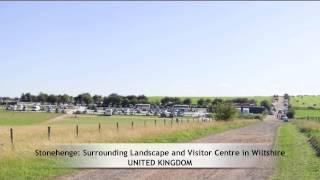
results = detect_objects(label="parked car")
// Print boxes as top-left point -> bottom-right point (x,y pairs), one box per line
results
281,114 -> 288,122
160,110 -> 171,118
123,108 -> 131,115
104,109 -> 113,116
146,111 -> 153,116
32,105 -> 41,111
177,111 -> 184,117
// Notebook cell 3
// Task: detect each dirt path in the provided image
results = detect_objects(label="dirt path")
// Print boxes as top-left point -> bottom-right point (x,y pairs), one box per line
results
43,114 -> 71,124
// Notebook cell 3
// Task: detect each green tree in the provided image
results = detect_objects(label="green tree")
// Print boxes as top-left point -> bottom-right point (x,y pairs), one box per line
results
212,98 -> 223,106
121,97 -> 130,107
173,97 -> 182,104
20,93 -> 32,102
260,100 -> 271,112
128,95 -> 138,105
214,102 -> 236,121
75,93 -> 92,105
47,94 -> 58,104
93,95 -> 103,105
108,93 -> 122,107
208,98 -> 224,112
137,95 -> 148,104
204,99 -> 212,107
38,93 -> 48,103
60,94 -> 72,104
161,97 -> 171,105
183,98 -> 192,105
30,95 -> 38,102
197,98 -> 205,107
82,93 -> 92,105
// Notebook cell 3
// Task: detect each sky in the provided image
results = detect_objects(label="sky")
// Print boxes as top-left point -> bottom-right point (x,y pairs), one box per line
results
1,2 -> 320,97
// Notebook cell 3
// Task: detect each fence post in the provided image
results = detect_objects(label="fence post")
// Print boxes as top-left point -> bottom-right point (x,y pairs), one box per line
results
48,126 -> 51,141
154,119 -> 157,126
76,125 -> 79,137
10,128 -> 14,146
116,122 -> 119,132
164,119 -> 166,126
131,121 -> 134,129
99,123 -> 101,133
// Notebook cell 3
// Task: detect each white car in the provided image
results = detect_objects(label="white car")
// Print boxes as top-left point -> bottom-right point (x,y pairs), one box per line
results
32,105 -> 41,111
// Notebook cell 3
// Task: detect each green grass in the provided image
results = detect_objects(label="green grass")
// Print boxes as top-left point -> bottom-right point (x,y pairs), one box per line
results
0,155 -> 69,180
295,109 -> 320,119
294,120 -> 320,156
291,95 -> 320,108
53,114 -> 177,125
273,123 -> 320,180
148,96 -> 271,105
135,120 -> 256,143
0,111 -> 61,125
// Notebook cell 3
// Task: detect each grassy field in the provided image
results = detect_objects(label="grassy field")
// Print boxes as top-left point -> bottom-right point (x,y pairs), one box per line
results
0,112 -> 258,180
273,123 -> 320,180
51,114 -> 194,125
0,111 -> 61,125
295,109 -> 320,119
291,95 -> 320,108
290,95 -> 320,119
148,96 -> 272,105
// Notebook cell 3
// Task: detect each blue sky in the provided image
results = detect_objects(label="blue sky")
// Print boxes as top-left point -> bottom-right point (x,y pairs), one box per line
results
1,2 -> 320,97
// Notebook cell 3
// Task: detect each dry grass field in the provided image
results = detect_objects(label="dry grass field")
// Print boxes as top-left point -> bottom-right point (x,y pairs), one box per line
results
0,112 -> 258,179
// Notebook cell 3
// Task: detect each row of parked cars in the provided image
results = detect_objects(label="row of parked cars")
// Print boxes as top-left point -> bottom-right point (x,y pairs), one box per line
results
6,104 -> 41,111
102,108 -> 186,117
6,104 -> 73,114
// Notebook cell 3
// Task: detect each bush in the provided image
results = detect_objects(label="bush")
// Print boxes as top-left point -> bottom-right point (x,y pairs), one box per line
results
286,107 -> 295,119
238,114 -> 264,120
214,102 -> 236,121
260,100 -> 271,112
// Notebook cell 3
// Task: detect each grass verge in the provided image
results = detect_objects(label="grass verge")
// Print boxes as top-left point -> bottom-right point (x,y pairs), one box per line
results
294,120 -> 320,156
272,123 -> 320,180
0,111 -> 61,125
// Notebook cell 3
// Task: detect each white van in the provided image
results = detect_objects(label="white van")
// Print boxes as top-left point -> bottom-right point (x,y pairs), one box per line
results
104,109 -> 113,116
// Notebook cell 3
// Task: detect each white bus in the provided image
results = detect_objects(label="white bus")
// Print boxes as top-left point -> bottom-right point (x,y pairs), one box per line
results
135,104 -> 151,111
173,105 -> 190,112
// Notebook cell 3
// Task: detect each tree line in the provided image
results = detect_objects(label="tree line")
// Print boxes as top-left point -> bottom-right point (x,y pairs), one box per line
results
16,93 -> 261,108
19,93 -> 150,107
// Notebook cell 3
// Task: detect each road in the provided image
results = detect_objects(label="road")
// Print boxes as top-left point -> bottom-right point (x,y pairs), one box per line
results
56,98 -> 283,180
